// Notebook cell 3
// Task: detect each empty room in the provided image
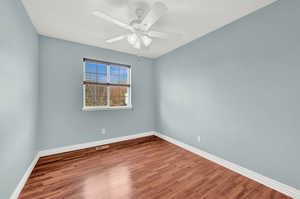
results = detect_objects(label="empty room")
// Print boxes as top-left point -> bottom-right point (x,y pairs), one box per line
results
1,0 -> 300,198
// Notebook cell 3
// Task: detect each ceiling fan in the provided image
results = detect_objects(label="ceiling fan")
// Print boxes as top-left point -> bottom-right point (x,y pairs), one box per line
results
92,1 -> 169,49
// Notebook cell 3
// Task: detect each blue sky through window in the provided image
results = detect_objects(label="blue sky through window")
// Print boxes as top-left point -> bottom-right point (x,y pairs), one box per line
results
85,62 -> 128,83
110,65 -> 129,84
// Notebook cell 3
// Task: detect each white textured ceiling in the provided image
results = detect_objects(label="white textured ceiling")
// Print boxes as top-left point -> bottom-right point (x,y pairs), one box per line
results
22,0 -> 277,58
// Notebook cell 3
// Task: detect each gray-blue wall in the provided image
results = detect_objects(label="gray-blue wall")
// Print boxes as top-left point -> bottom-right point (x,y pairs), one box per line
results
0,0 -> 39,198
38,36 -> 155,150
154,0 -> 300,189
2,0 -> 300,197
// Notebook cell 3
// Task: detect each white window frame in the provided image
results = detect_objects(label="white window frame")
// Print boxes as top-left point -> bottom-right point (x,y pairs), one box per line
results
82,58 -> 132,111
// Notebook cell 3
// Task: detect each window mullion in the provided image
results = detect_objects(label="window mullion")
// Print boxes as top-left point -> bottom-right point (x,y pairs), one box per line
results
95,64 -> 98,106
96,63 -> 98,82
107,65 -> 110,107
94,85 -> 97,107
128,66 -> 131,106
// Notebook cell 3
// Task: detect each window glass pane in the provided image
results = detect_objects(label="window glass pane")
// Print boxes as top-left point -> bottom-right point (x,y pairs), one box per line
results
86,62 -> 97,73
85,85 -> 107,107
85,62 -> 107,83
97,64 -> 107,82
109,86 -> 129,106
110,65 -> 129,84
85,62 -> 97,82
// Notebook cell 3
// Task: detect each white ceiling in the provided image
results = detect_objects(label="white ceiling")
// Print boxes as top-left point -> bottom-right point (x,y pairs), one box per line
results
22,0 -> 277,58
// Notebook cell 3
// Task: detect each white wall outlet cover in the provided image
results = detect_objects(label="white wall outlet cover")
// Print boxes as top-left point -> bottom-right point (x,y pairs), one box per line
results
101,128 -> 106,135
197,136 -> 201,142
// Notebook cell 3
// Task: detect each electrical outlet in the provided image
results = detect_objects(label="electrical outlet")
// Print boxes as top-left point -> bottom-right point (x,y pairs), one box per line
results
197,136 -> 201,143
98,128 -> 106,135
101,128 -> 106,135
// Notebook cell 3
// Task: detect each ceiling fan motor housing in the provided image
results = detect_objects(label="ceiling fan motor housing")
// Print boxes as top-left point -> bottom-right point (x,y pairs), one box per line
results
130,19 -> 143,29
129,0 -> 150,17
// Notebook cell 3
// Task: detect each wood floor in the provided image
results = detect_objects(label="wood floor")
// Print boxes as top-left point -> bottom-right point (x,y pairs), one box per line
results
19,136 -> 291,199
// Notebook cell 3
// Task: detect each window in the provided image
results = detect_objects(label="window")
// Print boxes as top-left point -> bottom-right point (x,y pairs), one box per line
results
82,58 -> 131,111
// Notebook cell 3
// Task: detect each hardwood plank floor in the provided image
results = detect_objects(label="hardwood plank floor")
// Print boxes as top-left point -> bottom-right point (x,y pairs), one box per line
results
18,136 -> 291,199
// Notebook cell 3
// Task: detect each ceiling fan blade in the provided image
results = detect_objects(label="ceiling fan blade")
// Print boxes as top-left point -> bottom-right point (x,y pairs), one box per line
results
147,31 -> 168,39
141,2 -> 168,31
106,35 -> 126,43
93,11 -> 134,31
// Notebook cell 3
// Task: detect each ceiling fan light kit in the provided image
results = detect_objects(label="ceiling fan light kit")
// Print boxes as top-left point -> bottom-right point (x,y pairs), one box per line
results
133,37 -> 141,49
92,1 -> 170,50
141,35 -> 152,47
128,34 -> 138,45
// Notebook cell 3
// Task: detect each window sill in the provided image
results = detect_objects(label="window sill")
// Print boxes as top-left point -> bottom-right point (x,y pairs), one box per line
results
82,105 -> 133,111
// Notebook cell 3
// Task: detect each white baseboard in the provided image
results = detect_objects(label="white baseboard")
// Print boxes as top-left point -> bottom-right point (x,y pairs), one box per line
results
11,131 -> 299,199
10,131 -> 155,199
9,154 -> 39,199
38,131 -> 155,157
154,132 -> 300,199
